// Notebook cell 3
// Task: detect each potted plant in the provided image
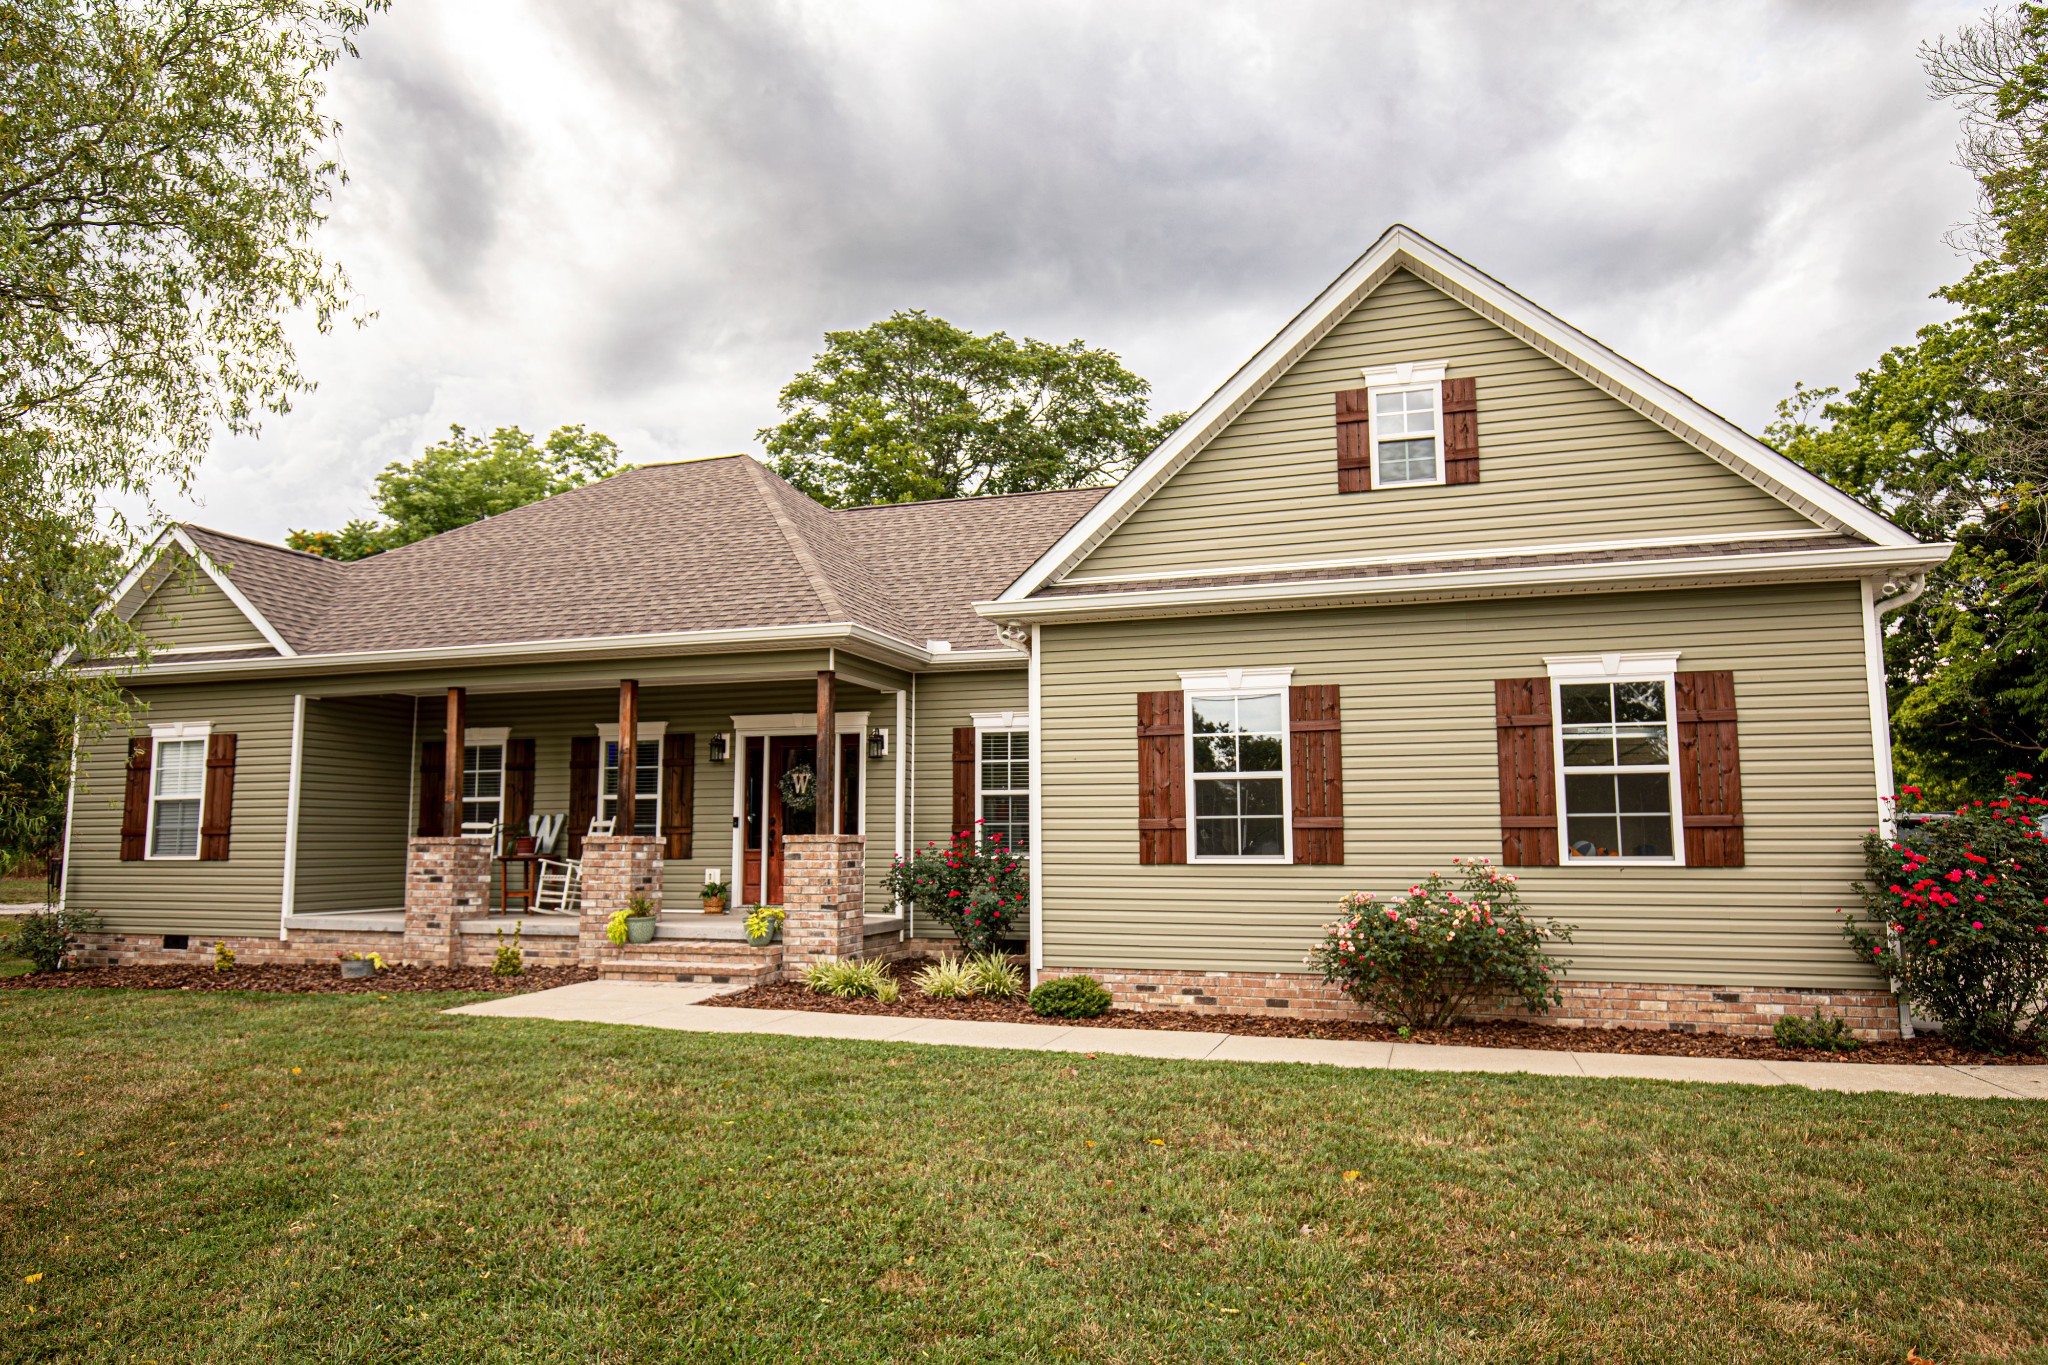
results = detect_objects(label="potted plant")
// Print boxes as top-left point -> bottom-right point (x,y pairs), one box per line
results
624,894 -> 657,944
700,877 -> 730,915
338,951 -> 385,979
745,905 -> 785,947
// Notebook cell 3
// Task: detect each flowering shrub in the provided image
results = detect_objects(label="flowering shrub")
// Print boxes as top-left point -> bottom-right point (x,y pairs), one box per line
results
1843,774 -> 2048,1051
1304,859 -> 1574,1029
884,824 -> 1028,956
13,908 -> 102,973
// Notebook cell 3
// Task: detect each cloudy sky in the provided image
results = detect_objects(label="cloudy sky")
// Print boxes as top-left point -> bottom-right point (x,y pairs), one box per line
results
168,0 -> 1987,542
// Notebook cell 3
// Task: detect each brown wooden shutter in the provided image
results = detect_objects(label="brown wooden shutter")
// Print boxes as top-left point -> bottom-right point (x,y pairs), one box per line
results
416,741 -> 446,837
1495,678 -> 1559,866
1288,685 -> 1343,865
1442,376 -> 1479,485
198,733 -> 237,861
568,735 -> 599,857
1675,670 -> 1745,867
952,727 -> 976,839
504,738 -> 536,844
1335,388 -> 1373,493
1136,691 -> 1187,864
120,736 -> 152,861
662,733 -> 695,859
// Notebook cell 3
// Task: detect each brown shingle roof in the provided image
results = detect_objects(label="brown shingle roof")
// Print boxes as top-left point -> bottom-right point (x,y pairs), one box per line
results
177,458 -> 1105,657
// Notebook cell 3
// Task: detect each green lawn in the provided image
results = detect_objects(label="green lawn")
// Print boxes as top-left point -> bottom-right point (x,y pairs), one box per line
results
0,878 -> 52,903
0,918 -> 30,978
3,990 -> 2044,1363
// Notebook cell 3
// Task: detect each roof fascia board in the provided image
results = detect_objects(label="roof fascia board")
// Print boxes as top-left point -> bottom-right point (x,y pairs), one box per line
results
998,226 -> 1919,603
979,542 -> 1954,624
168,527 -> 298,656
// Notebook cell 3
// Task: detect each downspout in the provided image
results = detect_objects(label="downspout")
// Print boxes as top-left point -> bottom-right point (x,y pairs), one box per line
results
1865,570 -> 1930,1038
56,715 -> 81,913
908,673 -> 917,939
279,693 -> 307,938
1027,624 -> 1043,988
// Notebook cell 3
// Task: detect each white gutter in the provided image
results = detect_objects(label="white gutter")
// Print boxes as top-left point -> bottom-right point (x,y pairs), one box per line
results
1027,623 -> 1043,988
279,693 -> 307,937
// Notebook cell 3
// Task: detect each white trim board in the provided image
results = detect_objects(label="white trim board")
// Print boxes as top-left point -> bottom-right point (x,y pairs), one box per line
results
997,225 -> 1926,604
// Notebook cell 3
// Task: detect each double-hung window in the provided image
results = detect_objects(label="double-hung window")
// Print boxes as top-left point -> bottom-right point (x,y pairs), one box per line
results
147,729 -> 208,859
461,728 -> 508,835
1184,670 -> 1291,862
972,714 -> 1032,852
599,722 -> 663,838
1363,360 -> 1446,488
1550,654 -> 1682,863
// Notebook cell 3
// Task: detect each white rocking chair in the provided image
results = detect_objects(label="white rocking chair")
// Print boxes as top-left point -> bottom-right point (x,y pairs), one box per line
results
529,817 -> 616,916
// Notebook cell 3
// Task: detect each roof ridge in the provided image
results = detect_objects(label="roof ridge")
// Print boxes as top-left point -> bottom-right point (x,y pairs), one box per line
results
182,522 -> 345,567
740,457 -> 848,623
832,485 -> 1112,514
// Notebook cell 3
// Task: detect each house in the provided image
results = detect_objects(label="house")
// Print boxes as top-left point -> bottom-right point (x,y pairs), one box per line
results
59,226 -> 1950,1037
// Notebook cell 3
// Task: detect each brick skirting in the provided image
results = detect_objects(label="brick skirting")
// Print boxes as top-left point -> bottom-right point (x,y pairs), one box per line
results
72,926 -> 581,970
1037,966 -> 1904,1040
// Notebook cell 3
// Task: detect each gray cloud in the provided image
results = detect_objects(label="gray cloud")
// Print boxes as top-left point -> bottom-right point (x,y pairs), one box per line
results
172,0 -> 1986,541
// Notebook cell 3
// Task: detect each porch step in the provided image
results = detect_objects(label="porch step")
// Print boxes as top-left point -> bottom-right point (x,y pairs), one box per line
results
598,940 -> 782,986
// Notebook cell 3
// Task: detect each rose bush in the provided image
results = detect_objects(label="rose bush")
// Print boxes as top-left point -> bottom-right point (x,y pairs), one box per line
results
1843,774 -> 2048,1051
884,822 -> 1028,956
1305,858 -> 1573,1029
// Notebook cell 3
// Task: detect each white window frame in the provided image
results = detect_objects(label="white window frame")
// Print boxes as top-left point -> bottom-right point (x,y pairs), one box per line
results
598,721 -> 667,838
1180,668 -> 1293,865
971,710 -> 1034,854
459,726 -> 510,837
144,720 -> 212,862
1546,652 -> 1686,867
1362,360 -> 1448,490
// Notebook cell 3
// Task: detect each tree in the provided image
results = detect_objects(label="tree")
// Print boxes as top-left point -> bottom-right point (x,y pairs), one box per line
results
759,310 -> 1184,507
288,424 -> 623,559
1768,4 -> 2048,800
0,0 -> 381,866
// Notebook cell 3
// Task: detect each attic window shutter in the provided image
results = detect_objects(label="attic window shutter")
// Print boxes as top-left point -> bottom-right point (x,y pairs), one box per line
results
1136,691 -> 1187,864
568,735 -> 599,856
1289,685 -> 1343,865
1675,670 -> 1746,867
505,738 -> 536,844
662,733 -> 695,858
1442,376 -> 1479,484
416,741 -> 446,837
1335,388 -> 1373,493
952,727 -> 975,839
198,733 -> 237,861
120,737 -> 152,861
1494,678 -> 1559,866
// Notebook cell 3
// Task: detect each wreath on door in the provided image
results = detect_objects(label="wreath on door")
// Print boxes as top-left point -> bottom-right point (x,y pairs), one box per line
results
778,763 -> 818,813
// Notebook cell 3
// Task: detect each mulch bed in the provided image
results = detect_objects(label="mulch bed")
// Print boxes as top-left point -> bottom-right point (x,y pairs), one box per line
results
0,963 -> 597,995
708,963 -> 2047,1067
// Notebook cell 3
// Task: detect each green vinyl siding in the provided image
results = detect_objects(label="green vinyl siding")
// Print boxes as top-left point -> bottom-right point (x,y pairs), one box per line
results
1036,581 -> 1883,991
129,562 -> 268,651
1071,269 -> 1819,581
63,681 -> 297,935
906,669 -> 1028,940
292,696 -> 412,912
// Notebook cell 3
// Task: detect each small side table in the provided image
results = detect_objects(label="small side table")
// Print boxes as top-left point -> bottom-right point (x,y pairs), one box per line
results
496,854 -> 542,914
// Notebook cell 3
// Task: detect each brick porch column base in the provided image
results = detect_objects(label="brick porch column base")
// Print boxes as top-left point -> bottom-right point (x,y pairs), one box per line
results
404,837 -> 493,966
578,835 -> 664,966
781,834 -> 865,970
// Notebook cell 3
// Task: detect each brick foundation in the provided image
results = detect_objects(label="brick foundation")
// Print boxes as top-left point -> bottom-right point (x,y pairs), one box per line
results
404,836 -> 493,966
781,834 -> 865,968
1037,966 -> 1904,1040
576,835 -> 664,965
72,923 -> 582,970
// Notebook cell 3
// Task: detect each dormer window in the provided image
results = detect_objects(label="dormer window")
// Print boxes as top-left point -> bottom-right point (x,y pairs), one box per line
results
1363,360 -> 1447,489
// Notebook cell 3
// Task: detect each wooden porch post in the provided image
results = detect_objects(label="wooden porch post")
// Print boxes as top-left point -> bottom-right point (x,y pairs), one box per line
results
442,687 -> 466,836
815,669 -> 837,833
617,679 -> 639,835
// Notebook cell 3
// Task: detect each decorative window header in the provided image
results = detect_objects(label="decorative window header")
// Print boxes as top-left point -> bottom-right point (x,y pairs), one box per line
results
597,721 -> 669,741
1544,651 -> 1682,681
1359,359 -> 1447,389
970,710 -> 1033,731
463,726 -> 510,747
1178,667 -> 1294,694
149,720 -> 212,741
728,712 -> 870,734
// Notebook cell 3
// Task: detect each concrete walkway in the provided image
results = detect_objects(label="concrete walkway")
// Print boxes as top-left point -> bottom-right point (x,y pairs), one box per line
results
448,979 -> 2048,1101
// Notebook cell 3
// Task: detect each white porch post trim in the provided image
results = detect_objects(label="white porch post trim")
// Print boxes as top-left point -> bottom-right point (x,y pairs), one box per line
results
57,715 -> 81,912
280,692 -> 306,936
893,687 -> 907,864
1027,624 -> 1043,987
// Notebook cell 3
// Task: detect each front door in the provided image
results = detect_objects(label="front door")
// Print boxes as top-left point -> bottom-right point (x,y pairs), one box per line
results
756,736 -> 817,904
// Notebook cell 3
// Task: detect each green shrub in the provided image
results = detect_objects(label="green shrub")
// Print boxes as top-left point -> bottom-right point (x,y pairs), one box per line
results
1305,858 -> 1574,1030
873,977 -> 901,1004
605,909 -> 630,945
1843,774 -> 2048,1051
915,954 -> 974,999
1029,975 -> 1113,1019
13,908 -> 103,973
885,831 -> 1027,956
493,922 -> 524,977
802,958 -> 892,999
963,952 -> 1023,999
213,941 -> 235,972
1773,1009 -> 1859,1051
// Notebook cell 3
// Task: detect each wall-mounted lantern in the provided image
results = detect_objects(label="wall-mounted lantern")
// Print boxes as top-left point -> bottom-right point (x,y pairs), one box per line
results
868,727 -> 889,759
708,733 -> 731,764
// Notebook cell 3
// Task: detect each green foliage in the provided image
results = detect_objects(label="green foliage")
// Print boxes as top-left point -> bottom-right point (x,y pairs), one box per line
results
1843,775 -> 2048,1051
492,923 -> 523,978
962,952 -> 1024,1000
1772,1010 -> 1861,1052
605,909 -> 631,946
13,907 -> 101,973
801,958 -> 892,1000
1306,859 -> 1575,1030
1028,975 -> 1112,1019
288,424 -> 622,559
913,953 -> 973,999
885,830 -> 1028,956
743,905 -> 784,940
699,879 -> 730,902
213,941 -> 235,972
873,977 -> 901,1005
759,310 -> 1184,508
626,895 -> 655,919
